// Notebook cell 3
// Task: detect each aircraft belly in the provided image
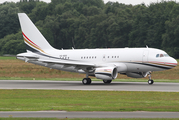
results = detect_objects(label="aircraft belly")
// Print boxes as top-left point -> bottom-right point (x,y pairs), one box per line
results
125,62 -> 168,72
125,62 -> 155,72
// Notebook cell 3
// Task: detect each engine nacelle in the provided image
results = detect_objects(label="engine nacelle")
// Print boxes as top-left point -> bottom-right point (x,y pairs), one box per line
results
126,72 -> 148,78
95,67 -> 118,80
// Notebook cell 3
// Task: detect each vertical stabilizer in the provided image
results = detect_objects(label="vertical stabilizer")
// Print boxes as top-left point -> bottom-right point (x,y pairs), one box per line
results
18,13 -> 54,53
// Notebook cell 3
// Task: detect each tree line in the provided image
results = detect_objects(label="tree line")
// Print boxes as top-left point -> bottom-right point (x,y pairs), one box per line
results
0,0 -> 179,58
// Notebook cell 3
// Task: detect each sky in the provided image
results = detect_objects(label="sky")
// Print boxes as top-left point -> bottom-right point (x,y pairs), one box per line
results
0,0 -> 178,5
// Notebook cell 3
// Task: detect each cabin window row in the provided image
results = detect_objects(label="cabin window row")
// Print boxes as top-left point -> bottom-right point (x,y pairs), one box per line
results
107,56 -> 119,58
81,56 -> 119,59
104,56 -> 119,58
81,56 -> 97,59
60,57 -> 69,59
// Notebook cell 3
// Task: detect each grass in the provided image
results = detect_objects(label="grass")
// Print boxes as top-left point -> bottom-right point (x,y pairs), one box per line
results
0,90 -> 179,112
0,118 -> 178,120
0,56 -> 16,60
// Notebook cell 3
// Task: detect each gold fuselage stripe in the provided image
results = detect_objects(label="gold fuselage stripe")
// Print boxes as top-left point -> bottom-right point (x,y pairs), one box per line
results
24,37 -> 45,53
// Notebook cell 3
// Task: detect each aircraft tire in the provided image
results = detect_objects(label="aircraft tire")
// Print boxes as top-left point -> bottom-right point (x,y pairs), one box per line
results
148,80 -> 154,85
82,78 -> 91,85
87,78 -> 91,84
103,80 -> 112,84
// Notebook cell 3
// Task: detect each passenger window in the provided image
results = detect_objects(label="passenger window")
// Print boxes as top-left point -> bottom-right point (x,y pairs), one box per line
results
160,54 -> 164,57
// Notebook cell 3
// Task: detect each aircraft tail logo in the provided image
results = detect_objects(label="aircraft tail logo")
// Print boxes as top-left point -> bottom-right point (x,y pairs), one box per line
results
18,13 -> 54,53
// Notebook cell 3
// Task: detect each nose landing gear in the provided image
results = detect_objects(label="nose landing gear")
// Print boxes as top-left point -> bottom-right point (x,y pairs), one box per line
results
148,71 -> 154,85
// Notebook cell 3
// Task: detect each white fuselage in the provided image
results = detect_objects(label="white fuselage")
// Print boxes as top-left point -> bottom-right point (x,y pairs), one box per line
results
17,47 -> 177,75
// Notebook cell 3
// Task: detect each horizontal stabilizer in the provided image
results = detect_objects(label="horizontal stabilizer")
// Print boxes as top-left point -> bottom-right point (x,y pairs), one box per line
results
16,52 -> 39,61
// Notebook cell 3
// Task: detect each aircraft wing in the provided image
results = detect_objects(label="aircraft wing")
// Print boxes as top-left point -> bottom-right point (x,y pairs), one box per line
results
38,59 -> 96,67
17,52 -> 96,70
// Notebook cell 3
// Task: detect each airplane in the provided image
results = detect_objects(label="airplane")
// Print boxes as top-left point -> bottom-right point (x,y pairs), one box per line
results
16,13 -> 178,85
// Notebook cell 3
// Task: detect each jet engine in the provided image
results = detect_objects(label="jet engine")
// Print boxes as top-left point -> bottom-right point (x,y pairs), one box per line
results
126,72 -> 148,78
95,67 -> 118,80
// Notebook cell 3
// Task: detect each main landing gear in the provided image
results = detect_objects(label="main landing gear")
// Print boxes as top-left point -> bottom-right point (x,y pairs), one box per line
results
82,78 -> 91,85
148,71 -> 154,85
82,72 -> 92,85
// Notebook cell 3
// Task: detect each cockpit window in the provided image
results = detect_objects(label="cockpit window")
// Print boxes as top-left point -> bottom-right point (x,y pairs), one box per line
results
156,54 -> 169,58
156,54 -> 159,57
160,54 -> 164,57
164,54 -> 169,57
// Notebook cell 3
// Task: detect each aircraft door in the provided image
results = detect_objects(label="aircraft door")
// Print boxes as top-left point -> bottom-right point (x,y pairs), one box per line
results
142,50 -> 148,63
102,55 -> 106,61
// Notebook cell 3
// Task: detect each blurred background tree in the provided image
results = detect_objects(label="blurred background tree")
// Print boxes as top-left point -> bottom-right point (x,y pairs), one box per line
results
0,0 -> 179,58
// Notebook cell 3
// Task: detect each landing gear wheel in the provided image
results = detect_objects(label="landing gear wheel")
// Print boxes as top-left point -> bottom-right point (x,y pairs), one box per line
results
87,78 -> 91,84
148,80 -> 154,85
103,80 -> 112,84
82,78 -> 91,85
147,71 -> 154,85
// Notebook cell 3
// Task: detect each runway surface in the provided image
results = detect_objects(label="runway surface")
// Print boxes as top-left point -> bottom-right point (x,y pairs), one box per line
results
0,111 -> 179,118
0,80 -> 179,92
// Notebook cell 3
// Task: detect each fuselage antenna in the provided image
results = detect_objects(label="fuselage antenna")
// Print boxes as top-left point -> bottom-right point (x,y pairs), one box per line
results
72,37 -> 75,49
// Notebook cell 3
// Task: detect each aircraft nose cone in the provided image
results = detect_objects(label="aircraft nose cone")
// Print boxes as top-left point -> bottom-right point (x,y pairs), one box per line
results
174,59 -> 178,66
171,58 -> 178,67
